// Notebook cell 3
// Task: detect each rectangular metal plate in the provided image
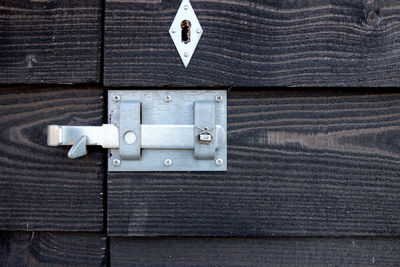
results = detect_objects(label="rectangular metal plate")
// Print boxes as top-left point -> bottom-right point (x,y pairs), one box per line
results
108,90 -> 227,172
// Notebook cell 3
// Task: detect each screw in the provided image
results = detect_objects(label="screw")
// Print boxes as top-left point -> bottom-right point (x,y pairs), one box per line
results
164,95 -> 172,103
164,159 -> 173,167
113,95 -> 120,102
216,159 -> 223,166
215,95 -> 223,102
113,159 -> 121,167
171,28 -> 176,33
184,52 -> 189,57
196,28 -> 201,34
184,5 -> 188,10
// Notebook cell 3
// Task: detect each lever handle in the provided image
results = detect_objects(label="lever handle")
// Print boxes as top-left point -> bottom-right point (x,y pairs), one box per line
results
67,136 -> 87,159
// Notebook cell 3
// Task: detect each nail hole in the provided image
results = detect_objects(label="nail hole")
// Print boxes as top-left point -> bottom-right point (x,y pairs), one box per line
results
181,20 -> 191,44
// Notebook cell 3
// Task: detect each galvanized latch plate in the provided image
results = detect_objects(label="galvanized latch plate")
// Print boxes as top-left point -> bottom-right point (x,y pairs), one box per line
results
108,90 -> 227,172
47,90 -> 227,172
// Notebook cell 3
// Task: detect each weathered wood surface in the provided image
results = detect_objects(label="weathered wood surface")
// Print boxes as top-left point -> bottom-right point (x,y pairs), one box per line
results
104,0 -> 400,87
0,231 -> 106,266
0,87 -> 104,231
111,237 -> 400,267
108,91 -> 400,236
0,0 -> 101,84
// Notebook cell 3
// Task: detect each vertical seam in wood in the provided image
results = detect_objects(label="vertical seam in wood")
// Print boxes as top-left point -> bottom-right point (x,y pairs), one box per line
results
100,0 -> 110,266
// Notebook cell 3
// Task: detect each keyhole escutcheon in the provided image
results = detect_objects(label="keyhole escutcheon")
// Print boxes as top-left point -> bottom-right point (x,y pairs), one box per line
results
181,20 -> 191,44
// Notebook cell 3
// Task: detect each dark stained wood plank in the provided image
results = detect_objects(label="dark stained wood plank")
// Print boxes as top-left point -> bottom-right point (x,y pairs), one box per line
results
111,237 -> 400,267
0,231 -> 106,266
0,86 -> 104,231
104,0 -> 400,87
0,0 -> 101,84
108,90 -> 400,236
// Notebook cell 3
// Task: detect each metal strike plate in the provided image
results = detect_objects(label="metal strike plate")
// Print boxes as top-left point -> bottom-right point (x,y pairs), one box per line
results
108,90 -> 227,172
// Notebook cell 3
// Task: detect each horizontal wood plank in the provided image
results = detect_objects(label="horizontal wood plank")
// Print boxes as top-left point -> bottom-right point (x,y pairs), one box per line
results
111,237 -> 400,266
0,231 -> 106,266
0,87 -> 104,231
0,0 -> 101,84
104,0 -> 400,87
108,91 -> 400,236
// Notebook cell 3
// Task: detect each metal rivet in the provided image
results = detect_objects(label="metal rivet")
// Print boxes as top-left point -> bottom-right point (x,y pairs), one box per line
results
113,95 -> 120,102
164,95 -> 172,103
216,159 -> 223,166
184,5 -> 188,10
215,95 -> 223,103
164,159 -> 173,167
184,52 -> 189,57
113,159 -> 121,167
124,131 -> 136,145
196,28 -> 201,34
171,28 -> 176,33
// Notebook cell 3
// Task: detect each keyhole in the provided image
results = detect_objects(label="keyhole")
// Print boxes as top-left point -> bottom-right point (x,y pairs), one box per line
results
181,20 -> 191,44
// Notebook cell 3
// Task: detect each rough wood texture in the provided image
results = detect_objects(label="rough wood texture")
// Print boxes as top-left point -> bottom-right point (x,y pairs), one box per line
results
0,87 -> 104,231
111,237 -> 400,267
104,0 -> 400,87
108,91 -> 400,236
0,231 -> 106,266
0,0 -> 101,84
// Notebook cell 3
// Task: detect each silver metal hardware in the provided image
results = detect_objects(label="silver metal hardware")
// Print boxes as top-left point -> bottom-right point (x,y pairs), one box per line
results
164,159 -> 173,167
216,95 -> 223,103
195,126 -> 214,145
169,0 -> 202,68
113,95 -> 120,102
164,95 -> 172,103
113,159 -> 121,167
47,90 -> 227,172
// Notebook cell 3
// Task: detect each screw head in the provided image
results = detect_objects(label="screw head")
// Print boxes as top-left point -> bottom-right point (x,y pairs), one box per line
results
184,5 -> 189,10
164,159 -> 173,167
113,95 -> 121,102
184,52 -> 189,57
171,28 -> 176,33
216,159 -> 223,166
215,95 -> 223,103
113,159 -> 121,167
164,95 -> 172,103
196,28 -> 201,34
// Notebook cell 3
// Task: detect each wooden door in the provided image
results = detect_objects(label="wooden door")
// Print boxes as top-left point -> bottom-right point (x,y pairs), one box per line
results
1,0 -> 400,266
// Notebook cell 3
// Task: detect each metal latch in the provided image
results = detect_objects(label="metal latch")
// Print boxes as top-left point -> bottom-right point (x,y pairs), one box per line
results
47,90 -> 227,172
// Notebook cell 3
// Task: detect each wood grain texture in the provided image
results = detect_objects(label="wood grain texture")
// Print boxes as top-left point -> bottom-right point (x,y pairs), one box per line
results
104,0 -> 400,87
111,237 -> 400,267
0,0 -> 101,84
0,231 -> 106,266
0,87 -> 104,231
108,90 -> 400,236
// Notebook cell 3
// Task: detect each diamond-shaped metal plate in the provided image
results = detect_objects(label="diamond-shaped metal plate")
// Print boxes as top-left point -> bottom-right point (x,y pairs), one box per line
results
169,0 -> 203,68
